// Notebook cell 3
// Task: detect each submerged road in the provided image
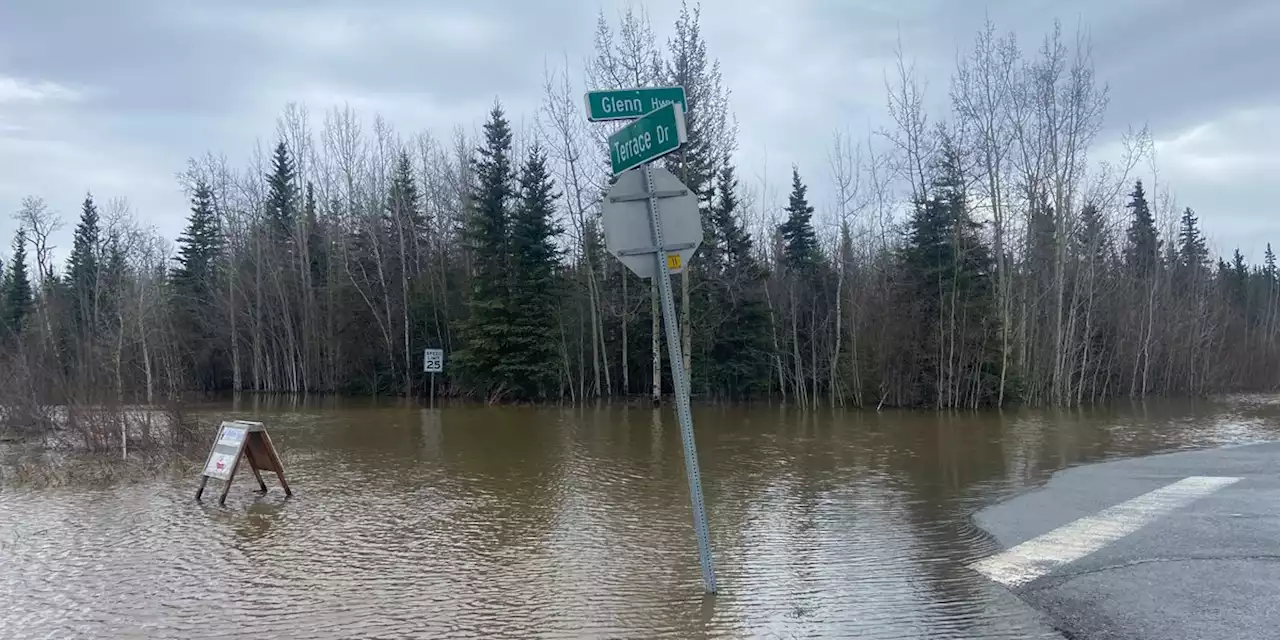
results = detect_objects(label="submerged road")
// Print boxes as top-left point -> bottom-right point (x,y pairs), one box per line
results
969,441 -> 1280,640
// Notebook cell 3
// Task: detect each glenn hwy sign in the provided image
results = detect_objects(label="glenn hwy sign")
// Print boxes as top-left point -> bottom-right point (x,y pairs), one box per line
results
585,86 -> 687,122
607,101 -> 688,175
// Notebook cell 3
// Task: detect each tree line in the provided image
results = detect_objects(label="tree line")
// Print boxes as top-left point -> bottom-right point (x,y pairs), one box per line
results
2,5 -> 1278,412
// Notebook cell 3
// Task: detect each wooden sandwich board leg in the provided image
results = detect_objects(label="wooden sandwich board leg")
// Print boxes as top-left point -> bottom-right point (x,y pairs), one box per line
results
218,454 -> 243,506
248,461 -> 268,492
261,430 -> 292,497
195,476 -> 209,501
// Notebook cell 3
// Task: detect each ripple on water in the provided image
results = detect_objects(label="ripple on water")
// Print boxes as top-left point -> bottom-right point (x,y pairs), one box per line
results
3,401 -> 1276,638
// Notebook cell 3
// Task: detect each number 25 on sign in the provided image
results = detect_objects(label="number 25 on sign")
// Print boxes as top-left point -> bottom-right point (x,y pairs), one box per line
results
667,254 -> 682,270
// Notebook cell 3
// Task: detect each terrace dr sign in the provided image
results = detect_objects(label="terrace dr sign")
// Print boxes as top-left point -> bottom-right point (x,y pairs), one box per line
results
584,86 -> 687,122
607,102 -> 688,175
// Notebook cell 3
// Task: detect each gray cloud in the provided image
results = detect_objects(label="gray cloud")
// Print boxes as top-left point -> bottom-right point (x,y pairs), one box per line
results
0,0 -> 1276,263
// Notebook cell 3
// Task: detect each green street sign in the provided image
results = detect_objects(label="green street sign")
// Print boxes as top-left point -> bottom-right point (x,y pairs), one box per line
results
585,86 -> 687,122
608,102 -> 688,175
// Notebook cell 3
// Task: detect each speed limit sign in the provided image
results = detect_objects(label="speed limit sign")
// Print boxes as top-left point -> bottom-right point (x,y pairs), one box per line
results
423,348 -> 444,373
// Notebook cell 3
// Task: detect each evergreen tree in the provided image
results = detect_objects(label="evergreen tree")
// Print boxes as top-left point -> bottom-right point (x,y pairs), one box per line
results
387,151 -> 420,225
706,162 -> 771,397
1123,180 -> 1160,278
266,141 -> 298,246
662,0 -> 731,208
897,138 -> 998,406
387,151 -> 428,271
1228,248 -> 1249,307
1265,243 -> 1277,283
455,101 -> 517,398
68,192 -> 101,336
4,229 -> 32,335
1075,202 -> 1115,269
506,143 -> 564,400
304,181 -> 327,288
172,179 -> 224,389
1177,206 -> 1208,273
173,180 -> 222,296
100,232 -> 127,326
779,167 -> 820,274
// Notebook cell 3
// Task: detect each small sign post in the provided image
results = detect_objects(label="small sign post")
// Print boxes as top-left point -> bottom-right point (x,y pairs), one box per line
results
195,420 -> 291,506
423,348 -> 444,407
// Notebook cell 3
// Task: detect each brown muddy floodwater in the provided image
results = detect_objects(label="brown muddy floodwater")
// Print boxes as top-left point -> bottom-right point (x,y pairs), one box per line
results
2,396 -> 1279,638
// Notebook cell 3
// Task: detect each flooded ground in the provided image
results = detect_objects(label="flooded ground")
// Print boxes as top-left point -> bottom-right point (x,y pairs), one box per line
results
2,395 -> 1278,638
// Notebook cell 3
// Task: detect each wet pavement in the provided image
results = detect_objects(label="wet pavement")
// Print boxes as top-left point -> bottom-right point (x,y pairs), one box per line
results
971,441 -> 1280,640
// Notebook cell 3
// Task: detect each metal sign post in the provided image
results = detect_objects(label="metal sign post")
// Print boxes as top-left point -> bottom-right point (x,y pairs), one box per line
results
424,348 -> 444,408
593,91 -> 717,594
642,162 -> 717,594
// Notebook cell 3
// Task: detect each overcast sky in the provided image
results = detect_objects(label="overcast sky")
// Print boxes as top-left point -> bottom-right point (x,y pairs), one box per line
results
1,0 -> 1277,266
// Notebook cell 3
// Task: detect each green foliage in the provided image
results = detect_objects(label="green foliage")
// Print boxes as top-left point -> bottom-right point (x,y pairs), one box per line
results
1124,180 -> 1161,278
896,137 -> 999,407
68,193 -> 100,336
505,144 -> 564,400
266,141 -> 297,246
454,101 -> 517,399
1076,202 -> 1113,268
4,229 -> 32,336
1265,243 -> 1277,282
1177,206 -> 1208,274
779,167 -> 820,275
703,162 -> 771,397
172,179 -> 226,390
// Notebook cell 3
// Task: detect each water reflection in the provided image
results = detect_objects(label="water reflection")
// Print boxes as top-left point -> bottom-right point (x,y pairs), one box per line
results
1,395 -> 1277,638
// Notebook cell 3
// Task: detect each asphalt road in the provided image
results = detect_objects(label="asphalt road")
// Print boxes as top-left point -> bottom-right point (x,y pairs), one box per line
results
969,441 -> 1280,640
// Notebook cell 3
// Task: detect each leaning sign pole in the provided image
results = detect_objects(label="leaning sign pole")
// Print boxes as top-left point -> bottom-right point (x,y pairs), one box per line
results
590,86 -> 717,594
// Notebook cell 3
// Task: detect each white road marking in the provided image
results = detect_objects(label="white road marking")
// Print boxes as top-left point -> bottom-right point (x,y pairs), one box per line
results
970,475 -> 1241,588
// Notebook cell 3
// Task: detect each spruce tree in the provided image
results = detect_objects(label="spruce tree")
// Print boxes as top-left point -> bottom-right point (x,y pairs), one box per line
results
507,143 -> 564,400
662,0 -> 727,206
1265,243 -> 1277,283
1230,248 -> 1249,307
304,181 -> 327,288
100,232 -> 127,327
387,151 -> 420,226
68,192 -> 101,336
1177,206 -> 1208,273
173,180 -> 222,299
4,229 -> 32,335
1076,202 -> 1113,266
455,101 -> 516,398
898,138 -> 998,406
172,179 -> 224,389
1123,180 -> 1160,278
779,166 -> 820,274
706,162 -> 771,397
266,141 -> 298,247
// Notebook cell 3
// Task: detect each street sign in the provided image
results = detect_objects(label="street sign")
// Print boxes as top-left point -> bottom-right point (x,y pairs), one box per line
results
601,167 -> 701,278
607,102 -> 687,175
423,348 -> 443,373
585,86 -> 687,122
587,83 -> 717,595
196,420 -> 292,506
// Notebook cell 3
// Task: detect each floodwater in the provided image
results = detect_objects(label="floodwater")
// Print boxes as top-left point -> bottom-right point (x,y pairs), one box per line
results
2,396 -> 1279,639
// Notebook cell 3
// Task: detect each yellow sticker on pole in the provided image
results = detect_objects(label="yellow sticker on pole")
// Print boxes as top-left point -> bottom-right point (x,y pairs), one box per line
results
667,254 -> 682,270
